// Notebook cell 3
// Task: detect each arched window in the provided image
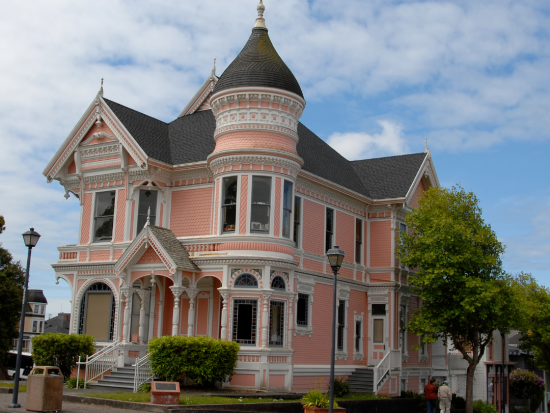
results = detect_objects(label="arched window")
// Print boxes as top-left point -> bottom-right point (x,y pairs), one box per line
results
78,282 -> 115,341
234,273 -> 258,288
271,276 -> 286,290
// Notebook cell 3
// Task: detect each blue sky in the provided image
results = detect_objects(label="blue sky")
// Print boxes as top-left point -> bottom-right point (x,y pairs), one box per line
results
0,0 -> 549,318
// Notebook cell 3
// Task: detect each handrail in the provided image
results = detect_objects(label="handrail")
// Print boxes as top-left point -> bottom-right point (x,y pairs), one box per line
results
82,340 -> 121,387
133,353 -> 154,393
373,351 -> 391,394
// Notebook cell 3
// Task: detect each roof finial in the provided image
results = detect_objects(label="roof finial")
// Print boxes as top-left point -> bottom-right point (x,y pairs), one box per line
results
211,58 -> 216,78
99,78 -> 104,97
254,0 -> 266,29
145,207 -> 151,227
424,137 -> 430,153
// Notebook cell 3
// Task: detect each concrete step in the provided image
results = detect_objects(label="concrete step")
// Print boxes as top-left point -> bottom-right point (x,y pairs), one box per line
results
108,372 -> 136,379
100,376 -> 135,384
90,382 -> 134,390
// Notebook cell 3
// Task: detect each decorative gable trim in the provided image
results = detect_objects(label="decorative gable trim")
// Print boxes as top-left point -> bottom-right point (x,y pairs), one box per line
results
404,153 -> 440,206
43,94 -> 149,183
178,73 -> 218,118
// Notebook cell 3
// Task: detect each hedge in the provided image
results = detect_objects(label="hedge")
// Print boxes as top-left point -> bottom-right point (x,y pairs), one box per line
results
148,336 -> 240,385
32,333 -> 95,380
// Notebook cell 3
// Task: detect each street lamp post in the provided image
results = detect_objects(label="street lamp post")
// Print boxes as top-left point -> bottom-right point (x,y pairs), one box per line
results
326,246 -> 345,413
8,228 -> 40,409
501,330 -> 505,413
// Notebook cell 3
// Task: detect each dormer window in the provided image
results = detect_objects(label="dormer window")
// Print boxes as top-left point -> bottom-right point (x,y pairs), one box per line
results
137,190 -> 158,230
222,177 -> 238,233
250,176 -> 271,233
234,273 -> 258,288
94,191 -> 116,242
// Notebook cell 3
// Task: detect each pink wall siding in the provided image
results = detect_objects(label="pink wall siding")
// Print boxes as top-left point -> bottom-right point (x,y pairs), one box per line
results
239,176 -> 248,235
370,220 -> 391,268
230,374 -> 255,387
80,193 -> 93,245
269,375 -> 285,387
137,247 -> 162,264
302,199 -> 325,256
170,188 -> 212,237
336,211 -> 355,264
409,180 -> 425,208
196,297 -> 209,335
408,375 -> 420,392
213,179 -> 220,235
180,298 -> 189,336
114,189 -> 126,243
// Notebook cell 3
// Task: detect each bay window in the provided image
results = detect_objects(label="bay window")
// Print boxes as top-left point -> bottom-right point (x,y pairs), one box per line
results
250,176 -> 271,233
282,180 -> 293,238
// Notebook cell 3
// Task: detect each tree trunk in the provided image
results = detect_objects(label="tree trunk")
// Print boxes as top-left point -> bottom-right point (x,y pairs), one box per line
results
465,361 -> 476,413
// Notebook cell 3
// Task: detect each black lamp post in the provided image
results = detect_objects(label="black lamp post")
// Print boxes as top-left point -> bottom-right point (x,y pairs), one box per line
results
500,330 -> 505,413
8,228 -> 40,408
326,246 -> 345,413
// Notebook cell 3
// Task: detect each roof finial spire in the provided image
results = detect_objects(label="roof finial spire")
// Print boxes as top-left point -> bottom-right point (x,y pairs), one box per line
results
99,78 -> 104,97
145,207 -> 151,227
424,137 -> 430,153
211,58 -> 216,78
254,0 -> 266,29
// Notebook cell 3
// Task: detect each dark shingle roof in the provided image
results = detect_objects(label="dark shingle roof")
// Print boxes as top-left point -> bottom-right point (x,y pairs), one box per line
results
148,226 -> 200,272
27,290 -> 47,304
297,123 -> 369,197
213,28 -> 304,99
351,153 -> 427,199
104,99 -> 426,201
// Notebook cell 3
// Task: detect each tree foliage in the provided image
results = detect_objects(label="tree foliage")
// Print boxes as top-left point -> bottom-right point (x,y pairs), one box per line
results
509,368 -> 545,412
514,273 -> 550,372
148,335 -> 240,385
398,186 -> 520,413
0,243 -> 25,362
32,333 -> 95,380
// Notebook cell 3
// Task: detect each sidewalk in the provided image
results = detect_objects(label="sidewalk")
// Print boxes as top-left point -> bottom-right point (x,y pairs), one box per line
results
0,393 -> 139,413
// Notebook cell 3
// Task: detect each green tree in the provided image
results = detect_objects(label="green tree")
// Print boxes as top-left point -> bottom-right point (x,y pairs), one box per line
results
398,186 -> 520,413
514,273 -> 550,372
0,243 -> 25,363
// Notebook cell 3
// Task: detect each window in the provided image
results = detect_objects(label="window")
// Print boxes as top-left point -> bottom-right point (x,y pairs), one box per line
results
40,305 -> 45,315
94,191 -> 116,242
234,273 -> 258,288
296,293 -> 309,326
271,276 -> 286,290
250,176 -> 271,233
33,305 -> 39,314
355,320 -> 362,352
78,282 -> 115,341
269,301 -> 285,346
401,378 -> 407,393
337,300 -> 345,351
355,218 -> 362,264
222,177 -> 238,233
294,196 -> 301,246
282,181 -> 293,238
137,189 -> 157,230
373,319 -> 384,343
232,299 -> 257,345
420,378 -> 427,394
32,321 -> 38,333
39,321 -> 44,333
400,305 -> 407,356
372,304 -> 386,315
325,208 -> 334,252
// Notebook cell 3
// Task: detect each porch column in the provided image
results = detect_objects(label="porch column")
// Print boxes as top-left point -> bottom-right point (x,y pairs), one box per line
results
137,289 -> 148,344
187,289 -> 198,337
220,290 -> 229,341
261,293 -> 271,348
170,286 -> 184,336
121,288 -> 131,343
287,295 -> 294,348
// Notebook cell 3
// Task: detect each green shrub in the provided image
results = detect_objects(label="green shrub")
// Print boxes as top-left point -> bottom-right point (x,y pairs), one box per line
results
137,382 -> 151,393
399,390 -> 426,413
65,378 -> 87,389
301,390 -> 338,409
510,369 -> 546,412
32,333 -> 95,380
148,336 -> 240,385
473,400 -> 498,413
452,394 -> 466,409
333,378 -> 350,397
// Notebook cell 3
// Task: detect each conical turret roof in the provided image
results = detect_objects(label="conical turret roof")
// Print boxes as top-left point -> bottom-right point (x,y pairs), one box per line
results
213,27 -> 304,99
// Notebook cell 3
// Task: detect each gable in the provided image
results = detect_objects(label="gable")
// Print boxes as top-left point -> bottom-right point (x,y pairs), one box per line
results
137,246 -> 163,264
81,123 -> 118,145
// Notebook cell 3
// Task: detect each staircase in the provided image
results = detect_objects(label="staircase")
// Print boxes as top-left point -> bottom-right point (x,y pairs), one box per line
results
347,368 -> 374,393
89,365 -> 135,391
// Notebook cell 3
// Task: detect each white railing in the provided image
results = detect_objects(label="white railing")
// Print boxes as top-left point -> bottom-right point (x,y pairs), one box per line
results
373,351 -> 391,394
133,353 -> 154,393
390,349 -> 402,370
81,340 -> 121,388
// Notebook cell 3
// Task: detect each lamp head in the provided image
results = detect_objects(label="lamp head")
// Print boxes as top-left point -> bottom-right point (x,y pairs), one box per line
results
22,228 -> 41,248
326,245 -> 345,273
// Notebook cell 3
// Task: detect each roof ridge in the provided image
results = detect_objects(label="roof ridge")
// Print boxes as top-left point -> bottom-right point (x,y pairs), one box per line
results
350,152 -> 426,163
104,98 -> 169,125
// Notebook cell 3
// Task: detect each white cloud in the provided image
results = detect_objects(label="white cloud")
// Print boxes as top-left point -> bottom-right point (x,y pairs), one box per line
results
326,120 -> 409,160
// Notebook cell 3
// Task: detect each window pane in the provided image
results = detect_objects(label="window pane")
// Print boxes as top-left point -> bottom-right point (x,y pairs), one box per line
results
233,299 -> 257,345
237,304 -> 253,341
283,181 -> 293,210
282,209 -> 291,238
94,216 -> 114,241
297,294 -> 308,326
137,190 -> 158,229
337,300 -> 345,350
96,191 -> 116,217
326,208 -> 334,252
355,321 -> 361,352
222,205 -> 237,232
223,177 -> 238,205
293,196 -> 301,244
252,176 -> 271,204
269,301 -> 285,346
372,304 -> 386,315
250,204 -> 269,232
373,319 -> 384,343
222,177 -> 238,233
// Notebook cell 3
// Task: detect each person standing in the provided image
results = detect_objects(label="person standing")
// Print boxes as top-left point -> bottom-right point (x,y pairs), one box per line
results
424,378 -> 438,413
438,380 -> 452,413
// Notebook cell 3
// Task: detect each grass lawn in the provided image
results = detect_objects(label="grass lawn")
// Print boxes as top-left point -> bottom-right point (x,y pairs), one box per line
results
0,383 -> 27,392
85,391 -> 388,405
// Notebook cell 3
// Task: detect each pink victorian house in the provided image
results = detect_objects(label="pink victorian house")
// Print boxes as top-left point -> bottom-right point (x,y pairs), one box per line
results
44,3 -> 440,394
